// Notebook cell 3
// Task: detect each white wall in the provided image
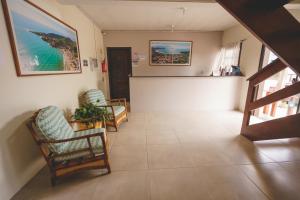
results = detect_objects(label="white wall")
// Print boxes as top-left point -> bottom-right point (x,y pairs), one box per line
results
222,25 -> 262,111
130,77 -> 242,112
0,0 -> 105,199
103,30 -> 222,76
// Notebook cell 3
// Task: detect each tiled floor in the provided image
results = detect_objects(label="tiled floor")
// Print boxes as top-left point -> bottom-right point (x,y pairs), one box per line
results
13,111 -> 300,200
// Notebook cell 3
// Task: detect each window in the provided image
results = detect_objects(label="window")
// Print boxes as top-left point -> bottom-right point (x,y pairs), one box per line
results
212,42 -> 242,76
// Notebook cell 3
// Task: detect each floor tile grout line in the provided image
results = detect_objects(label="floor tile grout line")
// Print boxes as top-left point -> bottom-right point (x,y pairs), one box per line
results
239,166 -> 273,200
145,127 -> 150,171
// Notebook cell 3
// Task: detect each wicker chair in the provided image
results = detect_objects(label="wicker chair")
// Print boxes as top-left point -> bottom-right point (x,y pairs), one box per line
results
83,89 -> 128,131
26,106 -> 110,186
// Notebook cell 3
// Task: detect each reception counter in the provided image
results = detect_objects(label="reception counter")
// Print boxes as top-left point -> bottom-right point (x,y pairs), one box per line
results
129,76 -> 243,112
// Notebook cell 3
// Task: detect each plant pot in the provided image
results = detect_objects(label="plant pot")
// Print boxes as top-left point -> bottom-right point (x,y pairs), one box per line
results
75,121 -> 103,130
94,121 -> 103,128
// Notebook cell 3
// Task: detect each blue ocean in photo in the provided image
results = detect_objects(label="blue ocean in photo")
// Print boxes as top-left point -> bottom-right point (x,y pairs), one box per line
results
11,11 -> 65,71
152,42 -> 191,54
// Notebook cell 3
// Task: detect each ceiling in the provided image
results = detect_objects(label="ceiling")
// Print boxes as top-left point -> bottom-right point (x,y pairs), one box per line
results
58,0 -> 300,31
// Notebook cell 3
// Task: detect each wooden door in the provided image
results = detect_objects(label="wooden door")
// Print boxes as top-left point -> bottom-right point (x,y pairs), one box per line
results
107,47 -> 132,101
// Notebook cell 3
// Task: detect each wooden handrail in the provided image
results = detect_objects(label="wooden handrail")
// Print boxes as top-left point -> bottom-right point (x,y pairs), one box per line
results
247,59 -> 286,84
249,81 -> 300,111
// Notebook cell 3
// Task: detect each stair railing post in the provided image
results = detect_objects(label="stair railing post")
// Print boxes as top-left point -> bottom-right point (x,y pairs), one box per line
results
241,81 -> 256,135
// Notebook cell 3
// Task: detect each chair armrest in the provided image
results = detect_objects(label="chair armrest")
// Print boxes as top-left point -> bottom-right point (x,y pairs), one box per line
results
68,119 -> 82,125
107,98 -> 126,102
40,132 -> 104,144
43,130 -> 107,158
106,98 -> 127,107
74,127 -> 102,132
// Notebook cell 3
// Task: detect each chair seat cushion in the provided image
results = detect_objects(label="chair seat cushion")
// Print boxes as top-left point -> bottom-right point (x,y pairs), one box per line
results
108,106 -> 126,116
54,128 -> 105,162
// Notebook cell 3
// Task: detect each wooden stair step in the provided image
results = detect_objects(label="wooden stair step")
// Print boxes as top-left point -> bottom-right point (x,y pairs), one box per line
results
242,113 -> 300,141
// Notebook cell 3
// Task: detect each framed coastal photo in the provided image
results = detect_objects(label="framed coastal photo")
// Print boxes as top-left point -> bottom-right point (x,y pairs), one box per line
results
1,0 -> 81,76
149,40 -> 192,66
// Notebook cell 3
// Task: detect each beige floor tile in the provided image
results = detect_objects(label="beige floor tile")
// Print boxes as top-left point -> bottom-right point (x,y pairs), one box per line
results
182,143 -> 233,166
114,133 -> 146,145
149,168 -> 211,200
109,145 -> 148,171
12,111 -> 300,200
146,129 -> 175,135
147,144 -> 194,169
12,168 -> 105,200
106,133 -> 117,152
92,171 -> 149,200
279,161 -> 300,176
145,123 -> 175,132
197,165 -> 268,200
215,138 -> 275,164
118,128 -> 146,135
119,123 -> 146,132
175,132 -> 212,144
146,133 -> 179,145
240,163 -> 300,200
255,140 -> 300,162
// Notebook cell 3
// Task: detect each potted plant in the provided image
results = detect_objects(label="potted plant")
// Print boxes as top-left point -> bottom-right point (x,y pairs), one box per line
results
73,103 -> 109,130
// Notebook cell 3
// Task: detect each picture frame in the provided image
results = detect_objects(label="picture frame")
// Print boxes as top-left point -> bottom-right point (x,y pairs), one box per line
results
149,40 -> 192,66
1,0 -> 82,76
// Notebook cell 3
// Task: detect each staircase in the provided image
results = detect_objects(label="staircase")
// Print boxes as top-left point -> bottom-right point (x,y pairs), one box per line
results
217,0 -> 300,141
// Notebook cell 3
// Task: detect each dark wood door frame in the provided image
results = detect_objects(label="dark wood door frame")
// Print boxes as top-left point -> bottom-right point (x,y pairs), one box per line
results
107,47 -> 132,101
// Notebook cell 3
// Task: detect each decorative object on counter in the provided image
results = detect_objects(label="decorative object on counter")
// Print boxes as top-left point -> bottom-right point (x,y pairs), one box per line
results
2,0 -> 81,76
230,65 -> 243,76
73,103 -> 109,129
150,40 -> 192,66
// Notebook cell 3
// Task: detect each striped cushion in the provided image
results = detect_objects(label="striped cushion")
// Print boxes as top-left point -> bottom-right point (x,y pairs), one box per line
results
55,128 -> 105,161
84,89 -> 107,106
35,106 -> 73,154
108,106 -> 126,116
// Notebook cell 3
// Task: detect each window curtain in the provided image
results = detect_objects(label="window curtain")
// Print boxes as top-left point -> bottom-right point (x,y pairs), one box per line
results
212,42 -> 241,76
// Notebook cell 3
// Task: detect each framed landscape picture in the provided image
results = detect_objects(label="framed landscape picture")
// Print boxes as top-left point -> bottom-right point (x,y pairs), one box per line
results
1,0 -> 81,76
149,40 -> 192,66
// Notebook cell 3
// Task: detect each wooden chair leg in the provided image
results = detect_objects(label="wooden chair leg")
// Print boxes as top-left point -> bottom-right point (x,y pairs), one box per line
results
101,133 -> 111,174
114,120 -> 118,132
106,160 -> 111,174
